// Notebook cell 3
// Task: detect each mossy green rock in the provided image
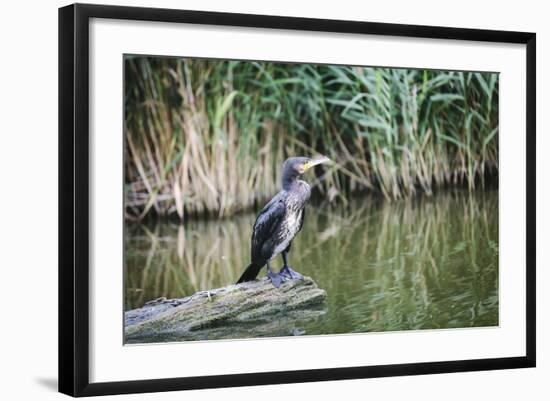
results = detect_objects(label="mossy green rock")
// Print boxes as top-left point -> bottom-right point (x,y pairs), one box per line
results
125,276 -> 326,343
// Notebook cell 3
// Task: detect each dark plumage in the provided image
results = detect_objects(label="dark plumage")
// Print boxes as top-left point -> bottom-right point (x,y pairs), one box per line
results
237,156 -> 330,287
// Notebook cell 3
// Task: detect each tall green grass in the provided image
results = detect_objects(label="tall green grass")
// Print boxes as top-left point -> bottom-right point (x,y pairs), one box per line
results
124,56 -> 498,220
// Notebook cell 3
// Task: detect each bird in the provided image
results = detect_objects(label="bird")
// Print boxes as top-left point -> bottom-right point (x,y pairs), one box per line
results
236,155 -> 331,287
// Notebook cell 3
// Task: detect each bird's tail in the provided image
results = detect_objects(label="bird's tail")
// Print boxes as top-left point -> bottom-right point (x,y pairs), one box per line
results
236,262 -> 263,284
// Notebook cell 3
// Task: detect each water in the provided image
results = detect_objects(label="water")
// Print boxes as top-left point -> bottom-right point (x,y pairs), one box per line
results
125,191 -> 498,340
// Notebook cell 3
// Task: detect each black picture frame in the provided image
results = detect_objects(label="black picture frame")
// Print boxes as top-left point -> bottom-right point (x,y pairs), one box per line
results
59,3 -> 536,397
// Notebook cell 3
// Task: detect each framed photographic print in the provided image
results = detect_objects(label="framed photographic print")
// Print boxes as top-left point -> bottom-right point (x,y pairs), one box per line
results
58,3 -> 536,397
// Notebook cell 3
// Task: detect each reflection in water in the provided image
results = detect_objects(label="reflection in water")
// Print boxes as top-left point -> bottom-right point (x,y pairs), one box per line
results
124,191 -> 498,337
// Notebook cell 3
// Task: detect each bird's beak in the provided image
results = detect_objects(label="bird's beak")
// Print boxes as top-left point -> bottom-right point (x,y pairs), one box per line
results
303,155 -> 331,171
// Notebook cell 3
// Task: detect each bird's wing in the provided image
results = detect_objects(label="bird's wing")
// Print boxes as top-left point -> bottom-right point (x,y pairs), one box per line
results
251,194 -> 286,261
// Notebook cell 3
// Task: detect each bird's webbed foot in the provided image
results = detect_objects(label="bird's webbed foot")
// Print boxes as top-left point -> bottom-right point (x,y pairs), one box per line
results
267,265 -> 283,288
280,265 -> 304,280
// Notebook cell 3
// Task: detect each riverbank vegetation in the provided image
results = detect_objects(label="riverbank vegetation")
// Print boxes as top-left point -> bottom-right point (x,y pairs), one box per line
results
124,56 -> 498,220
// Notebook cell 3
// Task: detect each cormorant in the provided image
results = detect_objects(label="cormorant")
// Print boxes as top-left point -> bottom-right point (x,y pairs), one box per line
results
236,156 -> 330,287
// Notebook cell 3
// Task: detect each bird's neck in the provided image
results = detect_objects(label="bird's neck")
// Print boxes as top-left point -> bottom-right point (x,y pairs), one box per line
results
282,172 -> 300,191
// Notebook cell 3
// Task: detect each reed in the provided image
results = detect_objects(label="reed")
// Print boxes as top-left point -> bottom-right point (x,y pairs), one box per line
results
125,56 -> 498,220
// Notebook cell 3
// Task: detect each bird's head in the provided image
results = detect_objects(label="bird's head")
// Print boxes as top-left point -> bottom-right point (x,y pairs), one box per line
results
282,155 -> 331,189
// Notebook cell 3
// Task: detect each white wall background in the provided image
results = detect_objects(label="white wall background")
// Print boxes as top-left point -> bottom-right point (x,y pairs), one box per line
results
0,0 -> 547,399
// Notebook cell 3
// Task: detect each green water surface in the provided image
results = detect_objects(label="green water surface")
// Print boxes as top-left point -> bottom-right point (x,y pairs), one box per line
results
125,191 -> 499,340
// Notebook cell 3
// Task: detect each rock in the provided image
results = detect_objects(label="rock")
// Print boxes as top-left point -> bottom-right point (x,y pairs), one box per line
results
124,276 -> 327,343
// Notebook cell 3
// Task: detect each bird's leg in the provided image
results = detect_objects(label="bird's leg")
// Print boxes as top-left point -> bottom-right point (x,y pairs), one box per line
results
266,261 -> 282,288
280,250 -> 303,280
